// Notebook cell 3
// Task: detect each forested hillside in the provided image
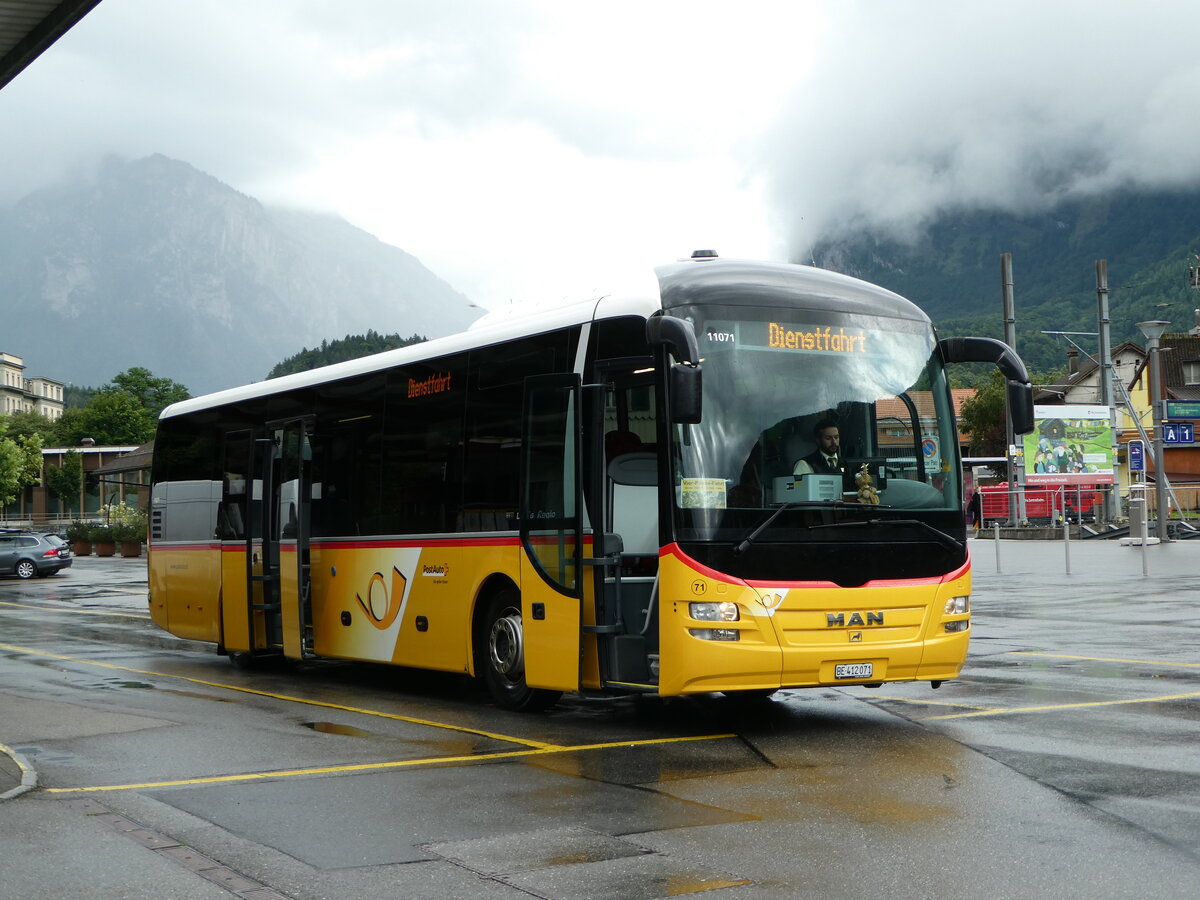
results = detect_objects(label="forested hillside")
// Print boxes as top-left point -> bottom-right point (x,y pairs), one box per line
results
267,331 -> 428,378
809,188 -> 1200,379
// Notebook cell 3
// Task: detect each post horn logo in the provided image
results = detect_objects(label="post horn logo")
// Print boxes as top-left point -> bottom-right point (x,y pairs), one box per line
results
356,566 -> 406,630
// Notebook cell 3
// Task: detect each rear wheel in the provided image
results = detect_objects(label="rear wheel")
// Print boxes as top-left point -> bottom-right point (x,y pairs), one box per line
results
481,589 -> 560,712
15,559 -> 37,580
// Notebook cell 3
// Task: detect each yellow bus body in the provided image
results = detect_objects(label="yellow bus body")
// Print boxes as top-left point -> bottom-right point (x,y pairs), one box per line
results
150,537 -> 968,697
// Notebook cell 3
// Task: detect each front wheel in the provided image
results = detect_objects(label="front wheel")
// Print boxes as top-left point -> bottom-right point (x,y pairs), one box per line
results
15,559 -> 37,579
481,590 -> 560,712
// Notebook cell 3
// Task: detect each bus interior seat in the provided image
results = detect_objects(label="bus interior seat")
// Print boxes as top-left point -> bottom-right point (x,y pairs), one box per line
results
607,452 -> 658,555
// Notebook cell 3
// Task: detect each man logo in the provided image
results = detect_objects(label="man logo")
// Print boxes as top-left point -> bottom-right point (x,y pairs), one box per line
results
356,567 -> 406,630
849,631 -> 863,642
826,612 -> 884,627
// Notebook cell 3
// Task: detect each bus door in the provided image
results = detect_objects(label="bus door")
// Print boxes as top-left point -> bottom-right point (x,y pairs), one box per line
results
218,429 -> 256,654
268,418 -> 314,659
593,361 -> 660,688
518,374 -> 584,692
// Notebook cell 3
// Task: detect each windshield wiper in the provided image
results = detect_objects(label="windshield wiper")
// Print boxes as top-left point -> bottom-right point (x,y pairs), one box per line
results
734,501 -> 887,555
809,518 -> 961,550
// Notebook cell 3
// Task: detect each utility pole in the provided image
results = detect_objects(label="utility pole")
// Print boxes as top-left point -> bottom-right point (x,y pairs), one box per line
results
1137,320 -> 1171,541
1000,253 -> 1024,524
1096,261 -> 1118,523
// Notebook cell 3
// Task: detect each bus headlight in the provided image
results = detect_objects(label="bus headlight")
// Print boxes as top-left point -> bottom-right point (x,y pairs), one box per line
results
689,602 -> 740,640
690,601 -> 739,622
944,620 -> 969,633
688,628 -> 740,641
944,595 -> 970,615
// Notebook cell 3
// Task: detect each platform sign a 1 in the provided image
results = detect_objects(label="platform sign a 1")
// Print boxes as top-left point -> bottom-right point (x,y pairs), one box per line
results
1127,439 -> 1144,472
1162,422 -> 1195,444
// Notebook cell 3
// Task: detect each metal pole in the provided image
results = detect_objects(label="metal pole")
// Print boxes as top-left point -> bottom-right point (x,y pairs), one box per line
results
1149,333 -> 1170,542
1001,253 -> 1023,525
1063,498 -> 1071,574
993,521 -> 1001,573
1096,260 -> 1119,523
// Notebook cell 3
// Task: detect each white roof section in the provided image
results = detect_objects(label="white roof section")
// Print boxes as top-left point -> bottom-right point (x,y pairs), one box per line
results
162,265 -> 664,420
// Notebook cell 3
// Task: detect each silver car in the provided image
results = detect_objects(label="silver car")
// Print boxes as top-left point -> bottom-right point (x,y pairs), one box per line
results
0,530 -> 73,579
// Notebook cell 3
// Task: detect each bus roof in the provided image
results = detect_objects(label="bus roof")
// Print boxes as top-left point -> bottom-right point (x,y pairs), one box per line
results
161,279 -> 660,420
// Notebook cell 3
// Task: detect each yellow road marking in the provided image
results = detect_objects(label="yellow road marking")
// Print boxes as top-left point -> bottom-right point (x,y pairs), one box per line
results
0,600 -> 150,620
42,734 -> 737,794
1011,651 -> 1200,669
0,641 -> 557,749
868,695 -> 998,711
916,691 -> 1200,721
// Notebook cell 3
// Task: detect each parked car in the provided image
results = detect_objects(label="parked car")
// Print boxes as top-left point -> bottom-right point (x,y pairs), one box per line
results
0,529 -> 73,579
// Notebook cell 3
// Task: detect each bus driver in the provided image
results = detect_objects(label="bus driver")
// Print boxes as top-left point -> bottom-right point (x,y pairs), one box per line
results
794,419 -> 844,476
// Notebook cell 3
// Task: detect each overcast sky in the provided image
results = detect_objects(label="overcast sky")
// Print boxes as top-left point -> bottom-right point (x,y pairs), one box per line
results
3,0 -> 1199,309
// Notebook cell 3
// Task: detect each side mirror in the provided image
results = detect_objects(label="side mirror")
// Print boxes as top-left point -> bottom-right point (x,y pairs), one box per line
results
939,335 -> 1035,433
670,364 -> 702,424
1007,379 -> 1034,435
648,314 -> 703,423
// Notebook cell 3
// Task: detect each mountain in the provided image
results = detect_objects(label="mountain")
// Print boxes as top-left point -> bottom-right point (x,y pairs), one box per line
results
808,189 -> 1200,378
0,155 -> 481,394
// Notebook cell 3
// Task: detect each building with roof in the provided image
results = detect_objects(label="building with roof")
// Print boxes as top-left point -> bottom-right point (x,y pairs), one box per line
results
0,352 -> 65,419
1,443 -> 141,526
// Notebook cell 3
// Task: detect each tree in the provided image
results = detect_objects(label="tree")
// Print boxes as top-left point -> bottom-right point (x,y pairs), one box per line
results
957,370 -> 1007,457
0,409 -> 62,445
56,390 -> 156,446
46,449 -> 84,516
108,367 -> 191,419
0,420 -> 43,507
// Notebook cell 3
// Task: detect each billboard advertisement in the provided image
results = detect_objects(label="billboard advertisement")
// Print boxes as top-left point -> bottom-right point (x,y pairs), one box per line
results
1023,405 -> 1114,485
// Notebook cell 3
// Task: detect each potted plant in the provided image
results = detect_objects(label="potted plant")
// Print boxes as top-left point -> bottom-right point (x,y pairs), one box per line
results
99,502 -> 148,558
89,522 -> 116,557
66,520 -> 93,556
112,520 -> 145,557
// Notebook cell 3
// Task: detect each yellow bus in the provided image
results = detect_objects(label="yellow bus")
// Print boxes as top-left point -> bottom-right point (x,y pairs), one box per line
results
148,253 -> 1033,710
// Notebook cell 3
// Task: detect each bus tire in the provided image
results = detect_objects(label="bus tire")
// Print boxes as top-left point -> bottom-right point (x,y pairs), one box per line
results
480,589 -> 560,712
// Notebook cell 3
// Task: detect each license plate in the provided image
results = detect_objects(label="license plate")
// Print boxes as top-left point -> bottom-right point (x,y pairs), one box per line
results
835,663 -> 873,680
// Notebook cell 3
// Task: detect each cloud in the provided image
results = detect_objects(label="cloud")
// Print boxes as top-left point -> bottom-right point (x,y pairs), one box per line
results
5,0 -> 1198,310
757,0 -> 1200,254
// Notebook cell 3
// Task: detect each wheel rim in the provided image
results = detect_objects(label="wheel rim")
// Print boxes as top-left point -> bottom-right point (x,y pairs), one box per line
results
488,607 -> 524,686
16,560 -> 36,579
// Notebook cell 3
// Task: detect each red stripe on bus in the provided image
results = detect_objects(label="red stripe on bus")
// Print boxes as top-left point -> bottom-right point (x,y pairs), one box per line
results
662,543 -> 970,589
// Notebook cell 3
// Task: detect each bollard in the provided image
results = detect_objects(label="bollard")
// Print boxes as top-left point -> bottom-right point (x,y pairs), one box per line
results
993,521 -> 1001,573
1063,511 -> 1071,575
1140,497 -> 1150,577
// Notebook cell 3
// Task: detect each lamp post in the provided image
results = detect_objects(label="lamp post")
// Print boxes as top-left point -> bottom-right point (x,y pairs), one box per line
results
1137,320 -> 1171,541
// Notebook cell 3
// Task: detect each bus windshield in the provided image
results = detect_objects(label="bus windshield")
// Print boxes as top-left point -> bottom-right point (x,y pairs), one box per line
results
670,304 -> 963,546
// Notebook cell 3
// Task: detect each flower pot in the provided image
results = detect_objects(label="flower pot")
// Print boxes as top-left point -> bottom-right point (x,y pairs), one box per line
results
95,541 -> 116,558
72,540 -> 93,557
120,541 -> 142,558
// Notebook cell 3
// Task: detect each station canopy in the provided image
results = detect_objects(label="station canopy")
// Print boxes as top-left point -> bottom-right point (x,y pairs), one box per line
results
0,0 -> 102,91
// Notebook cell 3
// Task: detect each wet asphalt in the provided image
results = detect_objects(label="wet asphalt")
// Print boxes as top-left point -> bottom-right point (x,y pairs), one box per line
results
1,538 -> 1198,899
